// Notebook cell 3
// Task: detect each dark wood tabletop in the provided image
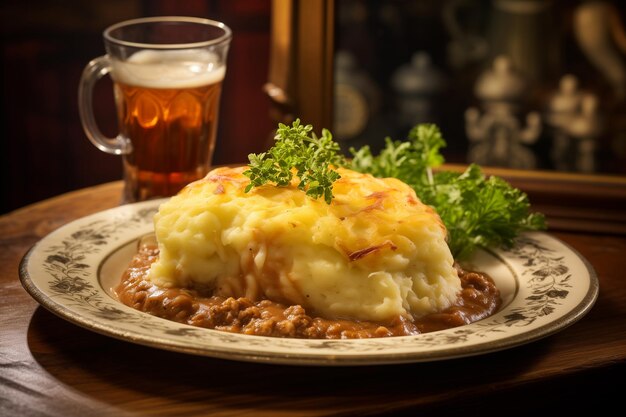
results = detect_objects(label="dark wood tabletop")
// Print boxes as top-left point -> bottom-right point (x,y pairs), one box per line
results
1,179 -> 625,417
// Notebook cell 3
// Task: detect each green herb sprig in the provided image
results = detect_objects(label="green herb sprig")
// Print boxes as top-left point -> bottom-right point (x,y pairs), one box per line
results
244,119 -> 545,259
243,119 -> 345,204
350,124 -> 445,189
350,123 -> 546,259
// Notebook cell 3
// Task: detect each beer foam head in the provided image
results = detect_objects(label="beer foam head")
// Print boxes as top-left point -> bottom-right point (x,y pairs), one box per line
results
111,50 -> 225,89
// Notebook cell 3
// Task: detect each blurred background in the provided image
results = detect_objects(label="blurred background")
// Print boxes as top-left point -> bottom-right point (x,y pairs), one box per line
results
332,0 -> 626,175
2,0 -> 626,214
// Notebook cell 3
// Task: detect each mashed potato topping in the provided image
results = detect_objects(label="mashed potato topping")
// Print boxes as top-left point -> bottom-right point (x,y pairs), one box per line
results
148,166 -> 461,322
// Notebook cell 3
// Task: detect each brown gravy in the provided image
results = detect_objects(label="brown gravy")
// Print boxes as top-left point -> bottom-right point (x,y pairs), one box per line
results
116,242 -> 501,339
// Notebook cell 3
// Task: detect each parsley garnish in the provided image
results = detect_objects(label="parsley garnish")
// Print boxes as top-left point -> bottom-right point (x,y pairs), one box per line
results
350,124 -> 445,189
243,119 -> 345,204
244,120 -> 545,259
350,123 -> 546,259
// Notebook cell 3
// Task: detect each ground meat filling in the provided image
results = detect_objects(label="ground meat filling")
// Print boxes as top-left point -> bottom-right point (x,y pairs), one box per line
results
115,242 -> 501,339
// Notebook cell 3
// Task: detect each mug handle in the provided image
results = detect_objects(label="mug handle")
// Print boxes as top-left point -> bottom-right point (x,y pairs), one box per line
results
78,56 -> 131,155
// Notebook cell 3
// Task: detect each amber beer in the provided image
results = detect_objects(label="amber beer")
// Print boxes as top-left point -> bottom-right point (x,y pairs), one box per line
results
79,17 -> 231,202
111,50 -> 225,201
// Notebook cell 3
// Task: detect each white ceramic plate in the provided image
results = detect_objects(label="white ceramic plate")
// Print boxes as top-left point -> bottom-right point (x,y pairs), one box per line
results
19,199 -> 598,366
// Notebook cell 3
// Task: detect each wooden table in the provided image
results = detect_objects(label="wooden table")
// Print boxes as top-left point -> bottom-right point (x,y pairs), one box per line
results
1,181 -> 625,416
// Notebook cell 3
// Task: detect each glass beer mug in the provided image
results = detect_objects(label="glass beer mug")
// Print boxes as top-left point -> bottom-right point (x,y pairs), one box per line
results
79,16 -> 232,202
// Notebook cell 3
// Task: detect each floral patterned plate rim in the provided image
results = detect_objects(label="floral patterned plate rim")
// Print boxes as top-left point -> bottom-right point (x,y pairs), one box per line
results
19,199 -> 598,366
